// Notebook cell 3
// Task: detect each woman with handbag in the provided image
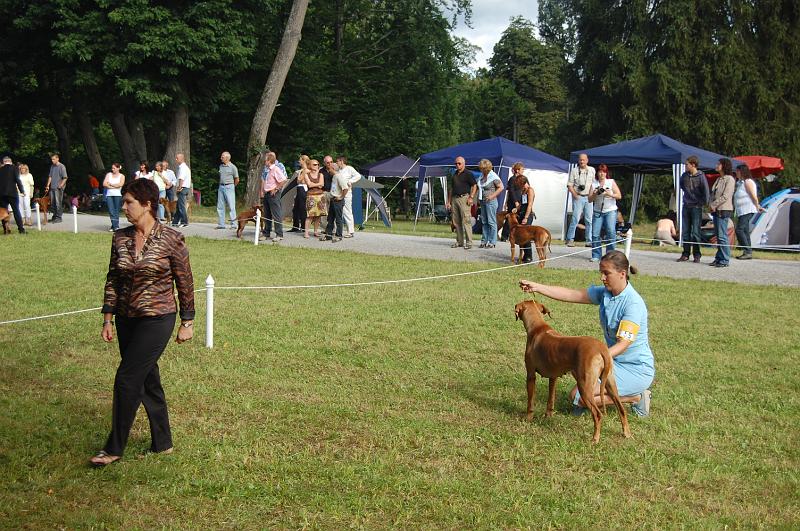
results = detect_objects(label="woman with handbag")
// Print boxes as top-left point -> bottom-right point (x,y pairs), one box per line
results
305,159 -> 327,238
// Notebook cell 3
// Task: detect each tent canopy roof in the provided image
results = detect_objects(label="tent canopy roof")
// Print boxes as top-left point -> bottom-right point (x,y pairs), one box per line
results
419,136 -> 569,174
734,155 -> 785,178
361,154 -> 419,178
569,133 -> 742,173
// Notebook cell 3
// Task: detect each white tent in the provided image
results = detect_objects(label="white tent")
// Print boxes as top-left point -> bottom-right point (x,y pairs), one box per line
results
749,188 -> 800,250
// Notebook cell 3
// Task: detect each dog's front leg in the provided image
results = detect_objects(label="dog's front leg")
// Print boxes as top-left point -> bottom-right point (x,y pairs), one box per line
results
526,372 -> 536,421
545,377 -> 558,417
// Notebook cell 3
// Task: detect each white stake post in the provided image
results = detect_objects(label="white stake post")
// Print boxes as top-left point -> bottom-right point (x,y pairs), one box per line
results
72,205 -> 78,233
624,229 -> 633,259
35,203 -> 41,231
253,208 -> 261,246
205,274 -> 215,349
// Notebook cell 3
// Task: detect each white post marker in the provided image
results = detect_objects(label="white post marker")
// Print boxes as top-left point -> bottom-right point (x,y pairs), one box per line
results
205,274 -> 215,349
253,208 -> 261,246
624,228 -> 633,259
35,203 -> 41,231
72,205 -> 78,233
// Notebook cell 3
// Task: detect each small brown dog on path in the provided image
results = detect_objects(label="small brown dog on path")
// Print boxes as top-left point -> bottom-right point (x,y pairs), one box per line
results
34,196 -> 50,225
159,198 -> 176,224
514,299 -> 631,443
235,205 -> 266,239
506,209 -> 551,267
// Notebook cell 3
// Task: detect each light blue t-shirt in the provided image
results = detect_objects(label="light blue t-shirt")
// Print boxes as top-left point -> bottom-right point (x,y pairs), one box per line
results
587,283 -> 655,374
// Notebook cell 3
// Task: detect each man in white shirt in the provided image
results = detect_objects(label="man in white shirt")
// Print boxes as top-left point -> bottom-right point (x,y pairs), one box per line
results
173,152 -> 192,227
335,155 -> 361,237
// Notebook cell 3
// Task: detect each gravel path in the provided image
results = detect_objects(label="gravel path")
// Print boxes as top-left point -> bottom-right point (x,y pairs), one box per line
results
44,211 -> 799,287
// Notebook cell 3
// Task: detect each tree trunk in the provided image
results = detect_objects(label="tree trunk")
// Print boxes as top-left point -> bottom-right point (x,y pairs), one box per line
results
129,116 -> 148,162
164,103 -> 191,167
50,113 -> 72,170
245,0 -> 310,205
145,127 -> 163,165
110,112 -> 139,177
77,111 -> 105,175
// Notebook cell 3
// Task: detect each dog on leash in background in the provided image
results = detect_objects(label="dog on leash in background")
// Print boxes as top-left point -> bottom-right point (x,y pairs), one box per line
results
235,205 -> 267,239
33,196 -> 50,225
514,299 -> 631,443
505,209 -> 551,267
159,198 -> 176,224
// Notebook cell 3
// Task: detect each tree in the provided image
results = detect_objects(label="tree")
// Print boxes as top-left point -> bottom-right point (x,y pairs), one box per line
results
244,0 -> 310,206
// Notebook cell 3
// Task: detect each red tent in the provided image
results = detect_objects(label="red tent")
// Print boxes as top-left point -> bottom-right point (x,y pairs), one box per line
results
734,155 -> 785,178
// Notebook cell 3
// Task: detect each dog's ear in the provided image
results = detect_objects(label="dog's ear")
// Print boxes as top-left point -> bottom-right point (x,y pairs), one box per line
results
540,304 -> 552,318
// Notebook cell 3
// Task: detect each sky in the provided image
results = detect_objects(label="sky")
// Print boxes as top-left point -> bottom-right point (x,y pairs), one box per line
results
451,0 -> 539,72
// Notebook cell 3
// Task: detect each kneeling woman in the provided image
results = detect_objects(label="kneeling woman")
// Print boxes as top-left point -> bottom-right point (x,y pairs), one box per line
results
90,178 -> 195,466
519,250 -> 654,416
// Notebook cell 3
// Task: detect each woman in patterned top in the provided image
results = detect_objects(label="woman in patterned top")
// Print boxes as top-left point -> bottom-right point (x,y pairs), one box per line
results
90,178 -> 195,467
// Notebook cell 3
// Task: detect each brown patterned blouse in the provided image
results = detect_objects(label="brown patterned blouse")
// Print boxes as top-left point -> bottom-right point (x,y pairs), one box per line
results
102,223 -> 195,320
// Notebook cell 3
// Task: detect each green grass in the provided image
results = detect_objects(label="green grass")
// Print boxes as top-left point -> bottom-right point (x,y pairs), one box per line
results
2,232 -> 798,528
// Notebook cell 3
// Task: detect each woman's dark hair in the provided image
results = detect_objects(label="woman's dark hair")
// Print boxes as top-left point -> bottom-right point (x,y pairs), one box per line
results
122,178 -> 159,218
597,163 -> 612,177
513,174 -> 528,188
600,250 -> 638,275
736,164 -> 753,180
139,161 -> 149,172
718,158 -> 733,176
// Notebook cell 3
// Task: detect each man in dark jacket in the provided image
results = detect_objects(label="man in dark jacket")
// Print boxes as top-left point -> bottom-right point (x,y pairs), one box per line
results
0,156 -> 26,233
677,155 -> 709,262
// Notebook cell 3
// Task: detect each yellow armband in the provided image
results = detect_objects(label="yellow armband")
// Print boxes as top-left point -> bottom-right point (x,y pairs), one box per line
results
616,320 -> 640,342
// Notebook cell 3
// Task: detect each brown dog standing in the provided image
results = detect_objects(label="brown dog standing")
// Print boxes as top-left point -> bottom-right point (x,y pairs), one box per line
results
235,205 -> 266,239
514,300 -> 631,443
34,196 -> 50,225
506,210 -> 551,267
0,207 -> 10,234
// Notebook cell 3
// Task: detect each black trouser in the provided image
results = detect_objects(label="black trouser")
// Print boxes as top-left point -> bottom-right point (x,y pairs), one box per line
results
325,198 -> 344,237
0,195 -> 24,232
104,313 -> 175,456
508,209 -> 532,260
292,187 -> 307,231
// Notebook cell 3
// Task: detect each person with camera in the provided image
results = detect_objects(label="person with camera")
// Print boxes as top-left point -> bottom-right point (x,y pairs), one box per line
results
588,164 -> 622,262
565,153 -> 595,247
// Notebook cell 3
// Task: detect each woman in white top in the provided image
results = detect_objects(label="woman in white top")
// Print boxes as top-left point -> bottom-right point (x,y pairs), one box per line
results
18,164 -> 35,225
733,164 -> 764,259
588,163 -> 622,262
103,163 -> 125,231
477,158 -> 504,248
134,162 -> 152,180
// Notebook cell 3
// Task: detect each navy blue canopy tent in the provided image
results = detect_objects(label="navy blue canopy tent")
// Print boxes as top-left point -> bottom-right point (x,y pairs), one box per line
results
568,133 -> 743,230
415,137 -> 569,228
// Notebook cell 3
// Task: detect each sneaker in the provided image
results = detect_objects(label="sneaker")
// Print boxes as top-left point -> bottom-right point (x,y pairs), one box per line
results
179,223 -> 188,227
631,389 -> 651,417
486,243 -> 495,248
571,405 -> 588,416
589,257 -> 600,262
343,233 -> 353,238
478,242 -> 486,248
584,242 -> 593,247
450,242 -> 461,248
565,240 -> 575,247
736,254 -> 752,260
108,227 -> 115,232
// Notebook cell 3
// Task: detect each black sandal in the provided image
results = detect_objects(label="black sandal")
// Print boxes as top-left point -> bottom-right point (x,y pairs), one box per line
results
89,450 -> 121,467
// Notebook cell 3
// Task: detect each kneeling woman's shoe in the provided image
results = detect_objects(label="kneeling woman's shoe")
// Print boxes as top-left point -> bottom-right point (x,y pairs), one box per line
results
89,450 -> 121,467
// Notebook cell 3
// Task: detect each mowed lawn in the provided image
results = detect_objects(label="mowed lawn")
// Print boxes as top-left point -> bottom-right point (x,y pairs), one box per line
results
1,232 -> 798,528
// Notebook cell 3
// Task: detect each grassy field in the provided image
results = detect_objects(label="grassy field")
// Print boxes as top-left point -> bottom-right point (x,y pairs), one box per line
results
1,232 -> 798,528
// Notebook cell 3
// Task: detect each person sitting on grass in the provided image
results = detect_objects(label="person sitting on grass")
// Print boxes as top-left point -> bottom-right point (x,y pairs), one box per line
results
519,250 -> 654,417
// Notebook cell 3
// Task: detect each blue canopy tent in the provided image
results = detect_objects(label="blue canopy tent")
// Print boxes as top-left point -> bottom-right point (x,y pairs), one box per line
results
415,137 -> 570,234
569,133 -> 743,243
354,154 -> 419,226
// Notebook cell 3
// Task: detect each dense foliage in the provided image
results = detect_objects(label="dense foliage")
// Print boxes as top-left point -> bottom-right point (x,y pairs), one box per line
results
0,0 -> 796,218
